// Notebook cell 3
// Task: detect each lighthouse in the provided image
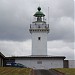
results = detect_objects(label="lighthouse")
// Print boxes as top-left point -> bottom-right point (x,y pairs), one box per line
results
29,7 -> 49,55
3,7 -> 66,69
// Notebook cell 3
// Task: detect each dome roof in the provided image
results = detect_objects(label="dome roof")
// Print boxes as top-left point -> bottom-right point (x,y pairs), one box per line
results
34,7 -> 45,17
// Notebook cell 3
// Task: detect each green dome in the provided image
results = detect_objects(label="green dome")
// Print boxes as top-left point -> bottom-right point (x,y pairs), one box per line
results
34,7 -> 45,17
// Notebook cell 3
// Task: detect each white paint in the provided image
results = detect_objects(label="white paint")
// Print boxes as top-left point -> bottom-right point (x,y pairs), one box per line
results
15,58 -> 64,69
30,21 -> 49,55
68,60 -> 75,68
32,32 -> 47,55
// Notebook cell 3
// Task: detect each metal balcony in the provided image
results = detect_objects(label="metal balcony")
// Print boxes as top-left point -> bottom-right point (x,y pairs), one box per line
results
30,24 -> 49,29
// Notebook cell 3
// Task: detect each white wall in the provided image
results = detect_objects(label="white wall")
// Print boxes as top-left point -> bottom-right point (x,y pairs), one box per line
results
69,60 -> 75,68
15,58 -> 64,69
32,32 -> 47,55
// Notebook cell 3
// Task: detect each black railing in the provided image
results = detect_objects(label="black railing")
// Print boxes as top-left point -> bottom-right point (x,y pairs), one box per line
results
30,24 -> 49,29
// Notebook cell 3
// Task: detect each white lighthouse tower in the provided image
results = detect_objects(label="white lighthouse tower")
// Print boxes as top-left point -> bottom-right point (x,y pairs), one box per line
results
29,7 -> 49,55
10,7 -> 65,69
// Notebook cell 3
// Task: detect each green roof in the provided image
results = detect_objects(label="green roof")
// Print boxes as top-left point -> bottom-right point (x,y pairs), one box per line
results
34,7 -> 45,17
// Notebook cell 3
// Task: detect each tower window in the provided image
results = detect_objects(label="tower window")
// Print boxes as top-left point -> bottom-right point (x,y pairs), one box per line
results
38,37 -> 41,40
37,61 -> 42,64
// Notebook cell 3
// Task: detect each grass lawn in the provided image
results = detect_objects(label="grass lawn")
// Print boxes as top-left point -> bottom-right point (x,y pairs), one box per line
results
55,68 -> 75,75
0,67 -> 32,75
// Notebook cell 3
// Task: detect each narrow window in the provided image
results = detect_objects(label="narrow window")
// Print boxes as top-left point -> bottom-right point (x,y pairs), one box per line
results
38,37 -> 41,40
37,61 -> 42,64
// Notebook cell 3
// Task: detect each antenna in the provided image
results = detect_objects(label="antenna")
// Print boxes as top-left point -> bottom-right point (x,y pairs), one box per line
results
30,16 -> 31,24
37,0 -> 40,7
48,7 -> 49,24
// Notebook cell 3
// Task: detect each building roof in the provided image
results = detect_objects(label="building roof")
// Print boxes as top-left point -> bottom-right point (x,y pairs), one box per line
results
0,52 -> 5,58
6,55 -> 66,59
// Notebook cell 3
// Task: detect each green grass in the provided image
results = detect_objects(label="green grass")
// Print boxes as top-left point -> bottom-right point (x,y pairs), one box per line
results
0,67 -> 32,75
54,68 -> 75,75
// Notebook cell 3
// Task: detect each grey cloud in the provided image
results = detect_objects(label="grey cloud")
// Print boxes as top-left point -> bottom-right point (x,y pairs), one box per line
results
0,0 -> 32,41
48,17 -> 74,42
0,40 -> 31,56
0,0 -> 74,42
48,48 -> 74,60
48,0 -> 74,18
58,0 -> 74,18
0,40 -> 74,60
0,0 -> 74,59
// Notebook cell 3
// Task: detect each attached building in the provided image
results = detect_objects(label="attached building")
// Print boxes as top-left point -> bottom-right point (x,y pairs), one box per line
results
4,55 -> 65,69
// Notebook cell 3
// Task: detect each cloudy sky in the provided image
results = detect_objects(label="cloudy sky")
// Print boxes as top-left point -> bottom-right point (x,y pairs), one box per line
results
0,0 -> 74,60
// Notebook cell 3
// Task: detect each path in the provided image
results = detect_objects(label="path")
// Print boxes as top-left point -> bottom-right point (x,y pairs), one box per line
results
32,69 -> 64,75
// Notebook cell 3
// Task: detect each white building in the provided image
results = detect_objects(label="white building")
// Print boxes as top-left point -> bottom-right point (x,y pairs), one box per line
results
5,7 -> 66,69
29,7 -> 49,55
